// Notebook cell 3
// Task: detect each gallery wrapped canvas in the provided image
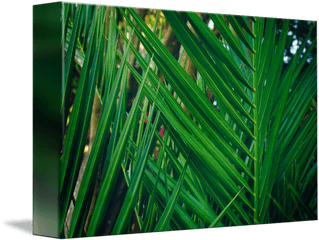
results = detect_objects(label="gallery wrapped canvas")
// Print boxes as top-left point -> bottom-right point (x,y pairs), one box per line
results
33,2 -> 318,238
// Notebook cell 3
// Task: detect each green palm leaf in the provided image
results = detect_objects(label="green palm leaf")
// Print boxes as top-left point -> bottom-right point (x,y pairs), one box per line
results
60,4 -> 317,237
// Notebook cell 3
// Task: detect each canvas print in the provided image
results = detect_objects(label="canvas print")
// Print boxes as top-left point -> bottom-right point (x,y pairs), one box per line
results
35,2 -> 317,238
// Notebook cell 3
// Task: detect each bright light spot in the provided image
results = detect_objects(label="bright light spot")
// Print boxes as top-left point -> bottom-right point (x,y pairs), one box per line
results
288,31 -> 293,36
283,56 -> 289,63
213,100 -> 217,106
223,43 -> 230,51
290,40 -> 299,55
290,46 -> 298,54
84,145 -> 89,153
307,56 -> 313,63
208,20 -> 214,29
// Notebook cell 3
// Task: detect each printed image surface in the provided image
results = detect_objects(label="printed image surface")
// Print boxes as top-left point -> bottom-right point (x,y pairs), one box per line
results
60,3 -> 317,238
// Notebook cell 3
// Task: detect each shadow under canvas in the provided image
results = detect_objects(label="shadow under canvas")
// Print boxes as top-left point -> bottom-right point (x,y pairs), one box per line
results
4,219 -> 32,235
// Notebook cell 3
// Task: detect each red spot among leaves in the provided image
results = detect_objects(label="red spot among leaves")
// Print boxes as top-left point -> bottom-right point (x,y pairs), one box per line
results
159,126 -> 165,137
144,111 -> 148,123
144,111 -> 165,137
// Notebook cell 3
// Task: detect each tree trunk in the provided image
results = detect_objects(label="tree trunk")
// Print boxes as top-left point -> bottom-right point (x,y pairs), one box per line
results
83,90 -> 102,234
